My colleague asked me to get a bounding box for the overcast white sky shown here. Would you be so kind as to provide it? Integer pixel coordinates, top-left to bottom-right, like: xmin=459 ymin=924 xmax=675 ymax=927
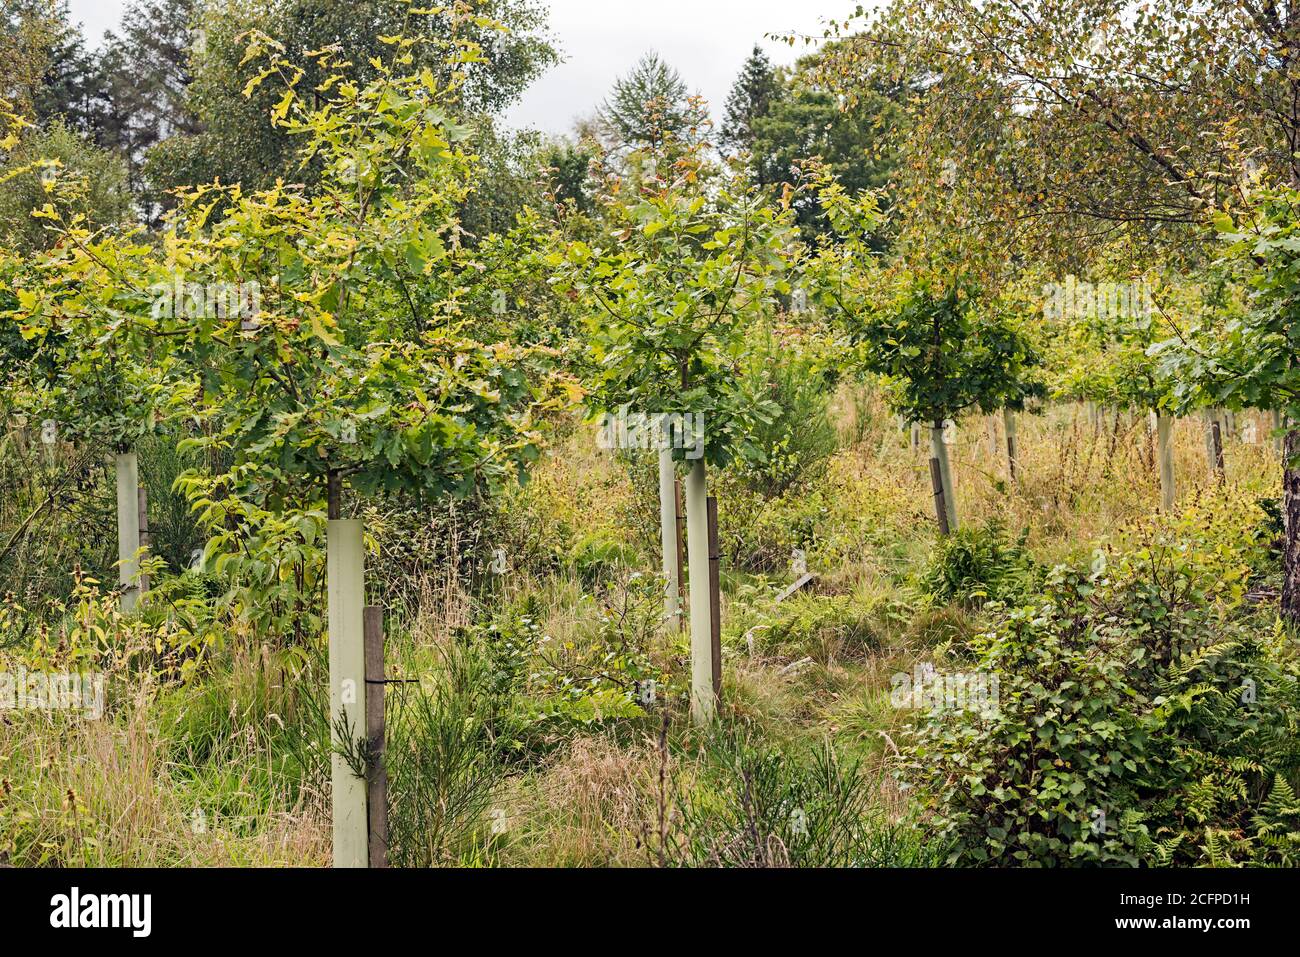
xmin=67 ymin=0 xmax=866 ymax=135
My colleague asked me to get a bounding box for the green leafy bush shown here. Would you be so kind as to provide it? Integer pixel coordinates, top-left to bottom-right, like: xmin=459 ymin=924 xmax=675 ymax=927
xmin=918 ymin=521 xmax=1037 ymax=609
xmin=526 ymin=573 xmax=670 ymax=731
xmin=903 ymin=520 xmax=1300 ymax=866
xmin=730 ymin=332 xmax=840 ymax=499
xmin=716 ymin=481 xmax=829 ymax=574
xmin=568 ymin=531 xmax=641 ymax=588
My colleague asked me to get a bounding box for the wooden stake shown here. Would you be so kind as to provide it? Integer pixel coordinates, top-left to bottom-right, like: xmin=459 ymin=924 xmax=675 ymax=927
xmin=1203 ymin=409 xmax=1218 ymax=473
xmin=363 ymin=605 xmax=388 ymax=869
xmin=1003 ymin=408 xmax=1018 ymax=482
xmin=136 ymin=482 xmax=150 ymax=598
xmin=328 ymin=517 xmax=367 ymax=867
xmin=674 ymin=478 xmax=686 ymax=614
xmin=929 ymin=456 xmax=950 ymax=537
xmin=1211 ymin=418 xmax=1225 ymax=480
xmin=706 ymin=495 xmax=722 ymax=703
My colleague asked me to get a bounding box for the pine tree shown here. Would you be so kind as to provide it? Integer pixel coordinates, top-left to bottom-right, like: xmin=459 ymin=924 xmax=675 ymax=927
xmin=30 ymin=4 xmax=104 ymax=137
xmin=96 ymin=0 xmax=200 ymax=219
xmin=720 ymin=45 xmax=781 ymax=156
xmin=597 ymin=51 xmax=707 ymax=154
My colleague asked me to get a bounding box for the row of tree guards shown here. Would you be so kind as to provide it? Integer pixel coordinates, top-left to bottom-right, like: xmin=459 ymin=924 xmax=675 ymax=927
xmin=322 ymin=450 xmax=729 ymax=868
xmin=910 ymin=404 xmax=1287 ymax=535
xmin=100 ymin=401 xmax=1286 ymax=868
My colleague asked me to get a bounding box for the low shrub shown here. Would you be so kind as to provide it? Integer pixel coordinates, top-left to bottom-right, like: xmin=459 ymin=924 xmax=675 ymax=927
xmin=749 ymin=593 xmax=880 ymax=664
xmin=918 ymin=521 xmax=1037 ymax=609
xmin=902 ymin=517 xmax=1300 ymax=866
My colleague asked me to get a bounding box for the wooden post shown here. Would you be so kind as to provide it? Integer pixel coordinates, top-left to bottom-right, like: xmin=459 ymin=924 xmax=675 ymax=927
xmin=1203 ymin=409 xmax=1218 ymax=473
xmin=658 ymin=449 xmax=682 ymax=632
xmin=328 ymin=516 xmax=367 ymax=868
xmin=1156 ymin=413 xmax=1176 ymax=513
xmin=136 ymin=482 xmax=150 ymax=598
xmin=674 ymin=479 xmax=686 ymax=614
xmin=706 ymin=496 xmax=722 ymax=703
xmin=115 ymin=451 xmax=141 ymax=614
xmin=363 ymin=605 xmax=388 ymax=869
xmin=684 ymin=458 xmax=714 ymax=724
xmin=1003 ymin=408 xmax=1018 ymax=482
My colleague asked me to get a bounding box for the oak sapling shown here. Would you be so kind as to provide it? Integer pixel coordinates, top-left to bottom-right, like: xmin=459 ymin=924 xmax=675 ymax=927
xmin=806 ymin=179 xmax=1041 ymax=533
xmin=5 ymin=164 xmax=171 ymax=612
xmin=162 ymin=13 xmax=574 ymax=864
xmin=1158 ymin=190 xmax=1300 ymax=621
xmin=552 ymin=141 xmax=800 ymax=724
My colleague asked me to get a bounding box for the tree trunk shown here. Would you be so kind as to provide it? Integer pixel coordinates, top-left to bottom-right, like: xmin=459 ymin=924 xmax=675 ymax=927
xmin=327 ymin=470 xmax=342 ymax=520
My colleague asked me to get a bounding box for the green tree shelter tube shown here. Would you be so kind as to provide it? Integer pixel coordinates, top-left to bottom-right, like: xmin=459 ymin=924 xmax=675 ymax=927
xmin=328 ymin=517 xmax=367 ymax=868
xmin=658 ymin=447 xmax=682 ymax=633
xmin=115 ymin=450 xmax=141 ymax=613
xmin=685 ymin=458 xmax=715 ymax=724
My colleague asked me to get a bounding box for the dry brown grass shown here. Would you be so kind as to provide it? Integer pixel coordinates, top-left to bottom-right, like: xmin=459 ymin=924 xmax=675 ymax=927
xmin=498 ymin=734 xmax=672 ymax=867
xmin=0 ymin=698 xmax=328 ymax=866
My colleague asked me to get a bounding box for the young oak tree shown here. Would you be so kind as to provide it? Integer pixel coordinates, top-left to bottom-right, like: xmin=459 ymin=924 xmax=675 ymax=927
xmin=807 ymin=175 xmax=1041 ymax=533
xmin=4 ymin=144 xmax=171 ymax=612
xmin=161 ymin=8 xmax=573 ymax=865
xmin=1158 ymin=190 xmax=1300 ymax=618
xmin=1048 ymin=263 xmax=1182 ymax=512
xmin=551 ymin=141 xmax=797 ymax=724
